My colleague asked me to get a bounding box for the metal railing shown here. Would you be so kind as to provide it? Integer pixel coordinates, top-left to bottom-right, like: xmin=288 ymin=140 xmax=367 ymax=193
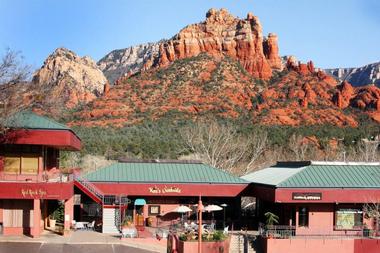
xmin=259 ymin=224 xmax=378 ymax=239
xmin=74 ymin=175 xmax=104 ymax=203
xmin=0 ymin=172 xmax=74 ymax=183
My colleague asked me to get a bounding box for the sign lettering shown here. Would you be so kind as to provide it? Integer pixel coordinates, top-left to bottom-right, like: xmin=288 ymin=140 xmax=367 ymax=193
xmin=149 ymin=186 xmax=181 ymax=194
xmin=21 ymin=188 xmax=47 ymax=198
xmin=292 ymin=192 xmax=322 ymax=201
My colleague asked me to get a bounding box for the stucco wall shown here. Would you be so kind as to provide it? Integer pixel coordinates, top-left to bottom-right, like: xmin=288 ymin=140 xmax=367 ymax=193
xmin=266 ymin=238 xmax=380 ymax=253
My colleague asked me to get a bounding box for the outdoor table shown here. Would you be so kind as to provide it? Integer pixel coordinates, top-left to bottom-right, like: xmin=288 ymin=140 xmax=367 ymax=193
xmin=122 ymin=227 xmax=137 ymax=238
xmin=75 ymin=221 xmax=89 ymax=230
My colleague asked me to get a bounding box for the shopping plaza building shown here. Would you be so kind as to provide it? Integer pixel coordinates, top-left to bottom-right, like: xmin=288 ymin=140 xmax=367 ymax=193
xmin=1 ymin=111 xmax=379 ymax=252
xmin=0 ymin=111 xmax=80 ymax=237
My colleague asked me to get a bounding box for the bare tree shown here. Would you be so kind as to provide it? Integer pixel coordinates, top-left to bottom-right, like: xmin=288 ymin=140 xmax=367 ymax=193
xmin=0 ymin=48 xmax=32 ymax=135
xmin=288 ymin=134 xmax=309 ymax=161
xmin=363 ymin=200 xmax=380 ymax=236
xmin=356 ymin=138 xmax=379 ymax=162
xmin=181 ymin=121 xmax=267 ymax=174
xmin=0 ymin=48 xmax=31 ymax=85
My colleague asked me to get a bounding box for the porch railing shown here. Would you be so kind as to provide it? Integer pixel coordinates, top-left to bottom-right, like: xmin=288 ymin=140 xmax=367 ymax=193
xmin=74 ymin=175 xmax=104 ymax=203
xmin=259 ymin=224 xmax=377 ymax=239
xmin=0 ymin=172 xmax=74 ymax=183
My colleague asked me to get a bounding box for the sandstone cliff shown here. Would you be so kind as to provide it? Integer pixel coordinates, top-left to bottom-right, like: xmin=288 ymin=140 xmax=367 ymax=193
xmin=32 ymin=47 xmax=108 ymax=109
xmin=155 ymin=8 xmax=282 ymax=79
xmin=98 ymin=42 xmax=161 ymax=84
xmin=97 ymin=8 xmax=283 ymax=83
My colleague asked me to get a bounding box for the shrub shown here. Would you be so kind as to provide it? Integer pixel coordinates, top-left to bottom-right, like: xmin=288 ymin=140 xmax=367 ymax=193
xmin=50 ymin=203 xmax=64 ymax=223
xmin=212 ymin=231 xmax=227 ymax=241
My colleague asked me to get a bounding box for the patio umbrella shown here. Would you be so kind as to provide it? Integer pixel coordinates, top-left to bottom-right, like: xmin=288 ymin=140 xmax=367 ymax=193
xmin=171 ymin=205 xmax=192 ymax=224
xmin=204 ymin=205 xmax=223 ymax=222
xmin=204 ymin=205 xmax=223 ymax=212
xmin=172 ymin=205 xmax=192 ymax=213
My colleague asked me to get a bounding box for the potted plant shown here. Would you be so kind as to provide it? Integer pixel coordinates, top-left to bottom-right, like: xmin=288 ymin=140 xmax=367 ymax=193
xmin=146 ymin=216 xmax=153 ymax=227
xmin=49 ymin=204 xmax=64 ymax=229
xmin=121 ymin=216 xmax=133 ymax=229
xmin=49 ymin=214 xmax=56 ymax=229
xmin=264 ymin=212 xmax=279 ymax=238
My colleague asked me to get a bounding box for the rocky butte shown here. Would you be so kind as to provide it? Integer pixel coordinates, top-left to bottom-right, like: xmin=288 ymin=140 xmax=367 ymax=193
xmin=156 ymin=8 xmax=282 ymax=79
xmin=32 ymin=47 xmax=108 ymax=109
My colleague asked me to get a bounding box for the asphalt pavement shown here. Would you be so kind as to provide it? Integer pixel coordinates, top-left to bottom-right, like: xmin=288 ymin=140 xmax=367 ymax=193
xmin=0 ymin=242 xmax=155 ymax=253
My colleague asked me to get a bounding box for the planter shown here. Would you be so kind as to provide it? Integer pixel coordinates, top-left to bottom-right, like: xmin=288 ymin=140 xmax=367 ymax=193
xmin=177 ymin=236 xmax=230 ymax=253
xmin=49 ymin=219 xmax=56 ymax=229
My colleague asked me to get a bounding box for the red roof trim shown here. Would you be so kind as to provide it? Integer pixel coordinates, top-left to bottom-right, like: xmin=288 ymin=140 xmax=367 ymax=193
xmin=2 ymin=129 xmax=81 ymax=151
xmin=275 ymin=188 xmax=380 ymax=203
xmin=92 ymin=182 xmax=248 ymax=197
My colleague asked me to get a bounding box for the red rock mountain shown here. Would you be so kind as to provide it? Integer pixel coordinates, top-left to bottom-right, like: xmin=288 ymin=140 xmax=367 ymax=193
xmin=154 ymin=8 xmax=282 ymax=79
xmin=2 ymin=8 xmax=380 ymax=128
xmin=1 ymin=48 xmax=108 ymax=115
xmin=68 ymin=52 xmax=380 ymax=128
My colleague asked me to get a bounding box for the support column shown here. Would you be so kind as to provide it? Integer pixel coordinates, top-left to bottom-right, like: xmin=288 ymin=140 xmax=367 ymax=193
xmin=64 ymin=196 xmax=74 ymax=236
xmin=31 ymin=199 xmax=41 ymax=238
xmin=43 ymin=200 xmax=48 ymax=230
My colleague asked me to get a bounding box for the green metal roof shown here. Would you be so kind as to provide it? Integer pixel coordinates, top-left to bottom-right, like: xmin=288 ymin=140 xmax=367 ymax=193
xmin=4 ymin=111 xmax=71 ymax=130
xmin=243 ymin=161 xmax=380 ymax=188
xmin=83 ymin=162 xmax=248 ymax=184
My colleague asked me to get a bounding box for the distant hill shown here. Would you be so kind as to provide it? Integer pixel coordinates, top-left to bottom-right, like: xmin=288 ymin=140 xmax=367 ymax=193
xmin=325 ymin=62 xmax=380 ymax=87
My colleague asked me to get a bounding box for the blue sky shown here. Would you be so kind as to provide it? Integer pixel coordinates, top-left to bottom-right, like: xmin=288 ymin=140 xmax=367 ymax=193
xmin=1 ymin=0 xmax=379 ymax=70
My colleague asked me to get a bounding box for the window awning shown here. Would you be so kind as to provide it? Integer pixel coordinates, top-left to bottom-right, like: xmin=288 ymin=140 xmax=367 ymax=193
xmin=134 ymin=198 xmax=146 ymax=205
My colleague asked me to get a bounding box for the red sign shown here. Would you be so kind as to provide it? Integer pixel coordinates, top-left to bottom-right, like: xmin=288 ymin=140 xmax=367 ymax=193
xmin=0 ymin=182 xmax=73 ymax=199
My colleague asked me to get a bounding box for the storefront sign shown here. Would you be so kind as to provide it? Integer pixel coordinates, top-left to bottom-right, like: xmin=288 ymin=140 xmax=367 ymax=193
xmin=149 ymin=185 xmax=181 ymax=194
xmin=292 ymin=192 xmax=322 ymax=200
xmin=21 ymin=188 xmax=47 ymax=198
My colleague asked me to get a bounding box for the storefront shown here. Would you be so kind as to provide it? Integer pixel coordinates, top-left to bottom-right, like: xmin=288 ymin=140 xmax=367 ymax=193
xmin=0 ymin=111 xmax=81 ymax=237
xmin=74 ymin=160 xmax=248 ymax=233
xmin=242 ymin=161 xmax=380 ymax=236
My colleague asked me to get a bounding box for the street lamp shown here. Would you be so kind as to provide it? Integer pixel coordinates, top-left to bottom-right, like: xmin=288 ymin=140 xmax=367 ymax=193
xmin=221 ymin=204 xmax=228 ymax=228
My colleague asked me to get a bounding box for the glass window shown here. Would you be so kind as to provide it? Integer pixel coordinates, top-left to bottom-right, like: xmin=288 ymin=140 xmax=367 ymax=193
xmin=4 ymin=156 xmax=20 ymax=174
xmin=298 ymin=207 xmax=309 ymax=227
xmin=3 ymin=155 xmax=39 ymax=174
xmin=335 ymin=208 xmax=363 ymax=230
xmin=21 ymin=156 xmax=39 ymax=174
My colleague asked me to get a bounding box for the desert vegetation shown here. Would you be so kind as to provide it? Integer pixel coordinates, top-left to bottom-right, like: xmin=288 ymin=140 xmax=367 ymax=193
xmin=61 ymin=116 xmax=380 ymax=175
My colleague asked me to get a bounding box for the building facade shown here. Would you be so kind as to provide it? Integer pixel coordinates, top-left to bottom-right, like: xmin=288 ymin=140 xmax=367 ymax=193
xmin=243 ymin=161 xmax=380 ymax=253
xmin=0 ymin=111 xmax=81 ymax=237
xmin=74 ymin=160 xmax=248 ymax=233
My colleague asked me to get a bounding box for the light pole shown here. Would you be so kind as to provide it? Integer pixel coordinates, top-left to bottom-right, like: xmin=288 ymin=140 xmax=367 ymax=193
xmin=197 ymin=196 xmax=204 ymax=253
xmin=221 ymin=203 xmax=227 ymax=228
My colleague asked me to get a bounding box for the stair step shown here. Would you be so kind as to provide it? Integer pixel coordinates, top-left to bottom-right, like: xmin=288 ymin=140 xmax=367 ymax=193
xmin=229 ymin=234 xmax=256 ymax=253
xmin=102 ymin=208 xmax=120 ymax=234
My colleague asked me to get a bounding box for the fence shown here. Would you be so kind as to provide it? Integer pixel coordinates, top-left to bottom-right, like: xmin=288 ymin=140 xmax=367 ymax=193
xmin=259 ymin=224 xmax=378 ymax=239
xmin=0 ymin=172 xmax=74 ymax=182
